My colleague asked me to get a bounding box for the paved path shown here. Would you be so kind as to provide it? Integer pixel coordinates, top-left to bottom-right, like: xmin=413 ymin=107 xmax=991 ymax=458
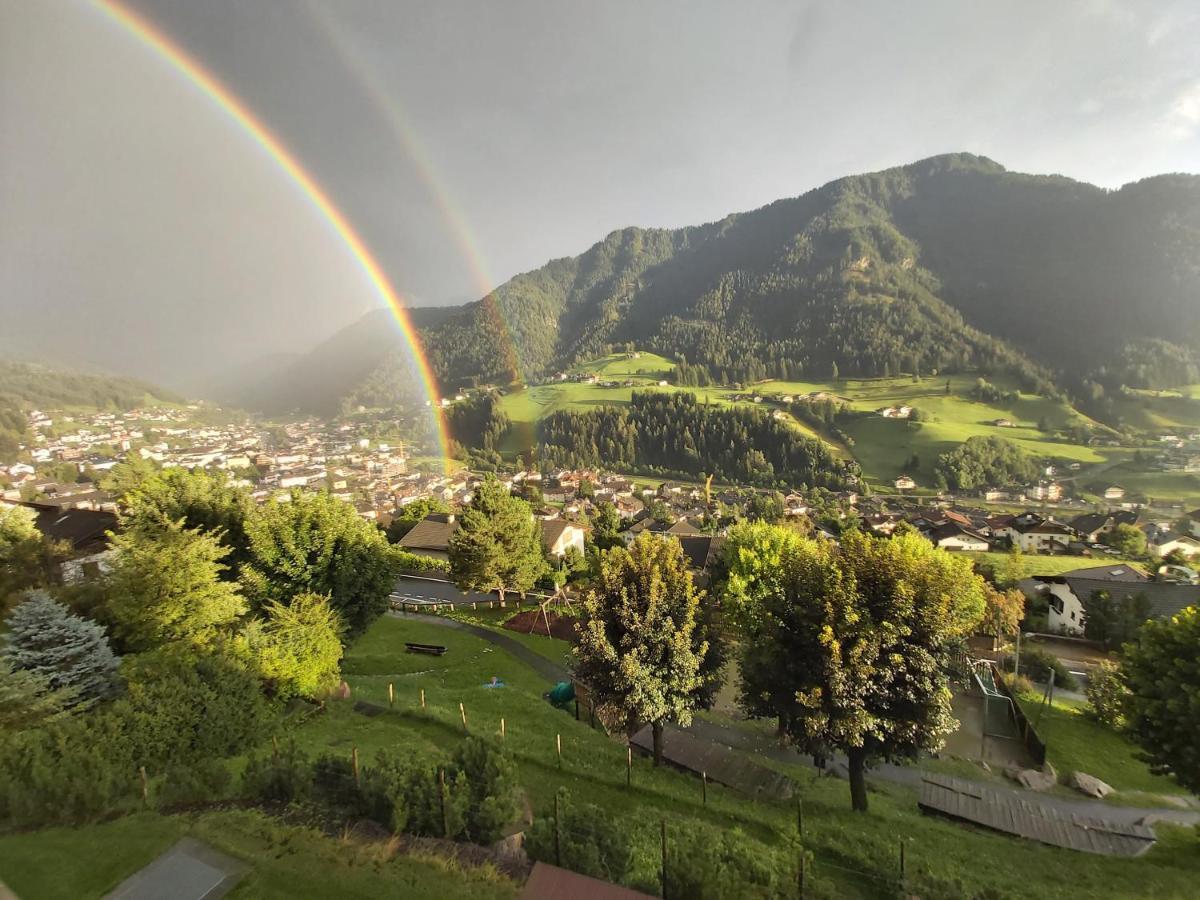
xmin=392 ymin=603 xmax=1200 ymax=827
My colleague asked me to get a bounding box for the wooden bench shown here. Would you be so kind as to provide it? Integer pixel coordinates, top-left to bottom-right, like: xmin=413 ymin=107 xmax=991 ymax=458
xmin=405 ymin=642 xmax=448 ymax=656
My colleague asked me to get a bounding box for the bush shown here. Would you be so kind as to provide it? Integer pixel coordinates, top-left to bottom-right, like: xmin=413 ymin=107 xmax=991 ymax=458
xmin=526 ymin=788 xmax=633 ymax=884
xmin=998 ymin=646 xmax=1078 ymax=691
xmin=658 ymin=821 xmax=785 ymax=899
xmin=158 ymin=758 xmax=232 ymax=807
xmin=1085 ymin=660 xmax=1130 ymax=729
xmin=451 ymin=736 xmax=520 ymax=843
xmin=241 ymin=741 xmax=312 ymax=804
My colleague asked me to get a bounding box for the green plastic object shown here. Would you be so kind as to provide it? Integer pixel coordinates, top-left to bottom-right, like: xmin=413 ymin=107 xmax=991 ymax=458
xmin=548 ymin=681 xmax=575 ymax=706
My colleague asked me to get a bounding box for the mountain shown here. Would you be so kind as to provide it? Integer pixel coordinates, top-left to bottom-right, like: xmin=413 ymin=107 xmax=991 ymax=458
xmin=278 ymin=154 xmax=1200 ymax=410
xmin=210 ymin=305 xmax=460 ymax=415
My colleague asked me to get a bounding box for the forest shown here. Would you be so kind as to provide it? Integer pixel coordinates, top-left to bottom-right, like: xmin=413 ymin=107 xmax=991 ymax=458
xmin=538 ymin=390 xmax=859 ymax=489
xmin=934 ymin=435 xmax=1041 ymax=490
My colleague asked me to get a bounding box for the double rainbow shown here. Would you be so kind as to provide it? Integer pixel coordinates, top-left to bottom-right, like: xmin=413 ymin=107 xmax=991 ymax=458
xmin=93 ymin=0 xmax=454 ymax=467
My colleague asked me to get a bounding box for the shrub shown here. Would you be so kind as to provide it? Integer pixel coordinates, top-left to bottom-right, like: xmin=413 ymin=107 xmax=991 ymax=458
xmin=998 ymin=646 xmax=1078 ymax=691
xmin=659 ymin=821 xmax=784 ymax=899
xmin=451 ymin=737 xmax=520 ymax=843
xmin=1085 ymin=660 xmax=1130 ymax=729
xmin=158 ymin=757 xmax=232 ymax=807
xmin=241 ymin=741 xmax=312 ymax=804
xmin=526 ymin=788 xmax=633 ymax=884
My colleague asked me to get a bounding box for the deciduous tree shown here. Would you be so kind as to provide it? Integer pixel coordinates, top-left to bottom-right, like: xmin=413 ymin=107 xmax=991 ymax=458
xmin=1121 ymin=605 xmax=1200 ymax=793
xmin=572 ymin=533 xmax=708 ymax=764
xmin=764 ymin=529 xmax=986 ymax=811
xmin=106 ymin=520 xmax=246 ymax=651
xmin=242 ymin=491 xmax=397 ymax=636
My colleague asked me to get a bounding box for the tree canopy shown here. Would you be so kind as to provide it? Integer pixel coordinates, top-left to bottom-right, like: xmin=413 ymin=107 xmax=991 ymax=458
xmin=447 ymin=475 xmax=546 ymax=603
xmin=572 ymin=533 xmax=709 ymax=764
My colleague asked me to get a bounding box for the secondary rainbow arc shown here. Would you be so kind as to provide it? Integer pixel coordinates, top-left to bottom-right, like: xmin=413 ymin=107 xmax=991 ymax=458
xmin=93 ymin=0 xmax=453 ymax=469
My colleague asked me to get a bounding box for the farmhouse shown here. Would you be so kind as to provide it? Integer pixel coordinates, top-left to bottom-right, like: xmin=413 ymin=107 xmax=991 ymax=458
xmin=396 ymin=512 xmax=457 ymax=562
xmin=927 ymin=521 xmax=990 ymax=552
xmin=540 ymin=518 xmax=587 ymax=558
xmin=1021 ymin=564 xmax=1196 ymax=636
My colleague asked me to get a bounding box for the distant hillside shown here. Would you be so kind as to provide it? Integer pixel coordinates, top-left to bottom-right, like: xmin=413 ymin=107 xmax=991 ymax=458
xmin=211 ymin=305 xmax=460 ymax=415
xmin=0 ymin=359 xmax=182 ymax=459
xmin=272 ymin=154 xmax=1200 ymax=411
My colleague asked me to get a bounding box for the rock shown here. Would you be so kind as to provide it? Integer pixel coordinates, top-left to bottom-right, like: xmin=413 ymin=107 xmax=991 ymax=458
xmin=1071 ymin=771 xmax=1114 ymax=799
xmin=1016 ymin=762 xmax=1057 ymax=792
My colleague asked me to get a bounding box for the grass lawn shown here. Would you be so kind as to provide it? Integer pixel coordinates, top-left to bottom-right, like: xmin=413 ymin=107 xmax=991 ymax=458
xmin=0 ymin=809 xmax=517 ymax=900
xmin=281 ymin=616 xmax=1200 ymax=898
xmin=1014 ymin=692 xmax=1190 ymax=797
xmin=1083 ymin=463 xmax=1200 ymax=505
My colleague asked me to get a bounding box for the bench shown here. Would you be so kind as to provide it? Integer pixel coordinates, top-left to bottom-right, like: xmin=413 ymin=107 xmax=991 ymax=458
xmin=405 ymin=642 xmax=448 ymax=656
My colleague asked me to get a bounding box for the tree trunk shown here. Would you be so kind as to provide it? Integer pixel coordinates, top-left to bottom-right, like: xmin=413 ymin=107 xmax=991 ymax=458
xmin=497 ymin=586 xmax=506 ymax=606
xmin=652 ymin=721 xmax=664 ymax=766
xmin=848 ymin=746 xmax=869 ymax=812
xmin=776 ymin=713 xmax=788 ymax=737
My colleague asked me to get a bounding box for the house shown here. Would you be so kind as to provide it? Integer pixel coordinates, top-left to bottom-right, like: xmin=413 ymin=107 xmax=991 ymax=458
xmin=927 ymin=521 xmax=990 ymax=552
xmin=676 ymin=534 xmax=726 ymax=588
xmin=1068 ymin=511 xmax=1137 ymax=543
xmin=396 ymin=513 xmax=457 ymax=561
xmin=878 ymin=405 xmax=913 ymax=419
xmin=894 ymin=475 xmax=916 ymax=491
xmin=16 ymin=501 xmax=118 ymax=582
xmin=1022 ymin=564 xmax=1194 ymax=635
xmin=995 ymin=513 xmax=1073 ymax=553
xmin=1103 ymin=485 xmax=1126 ymax=502
xmin=1142 ymin=523 xmax=1200 ymax=559
xmin=540 ymin=519 xmax=587 ymax=558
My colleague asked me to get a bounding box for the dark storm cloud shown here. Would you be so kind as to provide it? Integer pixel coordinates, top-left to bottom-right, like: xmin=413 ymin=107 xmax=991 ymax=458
xmin=2 ymin=1 xmax=1198 ymax=388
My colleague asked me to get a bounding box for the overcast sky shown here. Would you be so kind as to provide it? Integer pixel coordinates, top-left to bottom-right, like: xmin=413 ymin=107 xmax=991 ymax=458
xmin=3 ymin=0 xmax=1199 ymax=388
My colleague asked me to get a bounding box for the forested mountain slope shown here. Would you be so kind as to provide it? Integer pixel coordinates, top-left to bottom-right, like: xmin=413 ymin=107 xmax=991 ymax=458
xmin=270 ymin=153 xmax=1200 ymax=411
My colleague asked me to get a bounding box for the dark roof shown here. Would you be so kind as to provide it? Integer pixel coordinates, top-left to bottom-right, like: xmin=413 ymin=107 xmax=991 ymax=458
xmin=928 ymin=522 xmax=989 ymax=544
xmin=521 ymin=862 xmax=656 ymax=900
xmin=27 ymin=503 xmax=116 ymax=555
xmin=396 ymin=513 xmax=456 ymax=552
xmin=664 ymin=518 xmax=705 ymax=536
xmin=676 ymin=534 xmax=725 ymax=570
xmin=1063 ymin=577 xmax=1200 ymax=621
xmin=1058 ymin=564 xmax=1149 ymax=582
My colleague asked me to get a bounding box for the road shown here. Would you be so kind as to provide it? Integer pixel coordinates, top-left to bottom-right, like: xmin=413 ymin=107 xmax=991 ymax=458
xmin=389 ymin=574 xmax=552 ymax=610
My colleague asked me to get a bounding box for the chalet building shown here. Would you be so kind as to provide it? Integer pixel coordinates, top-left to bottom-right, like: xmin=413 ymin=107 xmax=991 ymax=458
xmin=6 ymin=501 xmax=118 ymax=582
xmin=1103 ymin=485 xmax=1126 ymax=501
xmin=541 ymin=519 xmax=587 ymax=558
xmin=927 ymin=521 xmax=990 ymax=552
xmin=894 ymin=475 xmax=916 ymax=491
xmin=994 ymin=513 xmax=1073 ymax=553
xmin=1142 ymin=523 xmax=1200 ymax=559
xmin=1067 ymin=511 xmax=1137 ymax=543
xmin=1021 ymin=564 xmax=1196 ymax=635
xmin=396 ymin=513 xmax=457 ymax=562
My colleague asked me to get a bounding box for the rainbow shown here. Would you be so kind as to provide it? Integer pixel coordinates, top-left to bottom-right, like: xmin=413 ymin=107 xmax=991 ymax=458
xmin=92 ymin=0 xmax=454 ymax=468
xmin=306 ymin=3 xmax=522 ymax=386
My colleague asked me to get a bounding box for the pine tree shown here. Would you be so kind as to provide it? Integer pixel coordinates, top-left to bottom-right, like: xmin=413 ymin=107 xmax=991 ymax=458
xmin=2 ymin=590 xmax=119 ymax=704
xmin=0 ymin=657 xmax=77 ymax=728
xmin=448 ymin=475 xmax=546 ymax=604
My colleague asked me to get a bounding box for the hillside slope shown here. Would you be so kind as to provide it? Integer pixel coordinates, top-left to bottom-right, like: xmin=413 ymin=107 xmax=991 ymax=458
xmin=274 ymin=154 xmax=1200 ymax=410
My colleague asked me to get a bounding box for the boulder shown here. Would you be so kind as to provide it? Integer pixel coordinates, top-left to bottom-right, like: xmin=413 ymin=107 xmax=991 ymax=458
xmin=1015 ymin=762 xmax=1057 ymax=792
xmin=1071 ymin=771 xmax=1114 ymax=799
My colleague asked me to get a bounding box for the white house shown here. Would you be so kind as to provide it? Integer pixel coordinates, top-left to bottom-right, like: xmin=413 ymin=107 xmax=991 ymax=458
xmin=1022 ymin=564 xmax=1195 ymax=636
xmin=928 ymin=521 xmax=989 ymax=552
xmin=894 ymin=474 xmax=916 ymax=491
xmin=1103 ymin=485 xmax=1126 ymax=502
xmin=541 ymin=519 xmax=587 ymax=557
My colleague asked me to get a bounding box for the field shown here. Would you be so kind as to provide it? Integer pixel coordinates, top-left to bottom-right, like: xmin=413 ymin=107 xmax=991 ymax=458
xmin=5 ymin=614 xmax=1200 ymax=898
xmin=963 ymin=551 xmax=1146 ymax=578
xmin=0 ymin=809 xmax=518 ymax=900
xmin=497 ymin=356 xmax=1146 ymax=493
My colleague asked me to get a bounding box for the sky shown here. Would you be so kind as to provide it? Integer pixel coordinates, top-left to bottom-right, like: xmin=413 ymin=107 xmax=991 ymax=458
xmin=2 ymin=0 xmax=1199 ymax=390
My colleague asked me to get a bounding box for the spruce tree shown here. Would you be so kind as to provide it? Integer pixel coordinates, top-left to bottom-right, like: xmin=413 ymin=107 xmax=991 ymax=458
xmin=2 ymin=590 xmax=119 ymax=704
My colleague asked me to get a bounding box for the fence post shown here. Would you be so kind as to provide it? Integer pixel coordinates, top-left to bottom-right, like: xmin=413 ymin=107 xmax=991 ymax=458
xmin=798 ymin=854 xmax=805 ymax=899
xmin=420 ymin=687 xmax=426 ymax=711
xmin=660 ymin=819 xmax=668 ymax=900
xmin=500 ymin=717 xmax=506 ymax=741
xmin=574 ymin=699 xmax=579 ymax=721
xmin=554 ymin=791 xmax=562 ymax=867
xmin=388 ymin=682 xmax=395 ymax=707
xmin=139 ymin=766 xmax=148 ymax=807
xmin=439 ymin=768 xmax=449 ymax=838
xmin=460 ymin=702 xmax=468 ymax=732
xmin=556 ymin=733 xmax=562 ymax=768
xmin=797 ymin=797 xmax=803 ymax=836
xmin=627 ymin=745 xmax=632 ymax=787
xmin=352 ymin=747 xmax=360 ymax=786
xmin=272 ymin=735 xmax=279 ymax=765
xmin=702 ymin=771 xmax=707 ymax=806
